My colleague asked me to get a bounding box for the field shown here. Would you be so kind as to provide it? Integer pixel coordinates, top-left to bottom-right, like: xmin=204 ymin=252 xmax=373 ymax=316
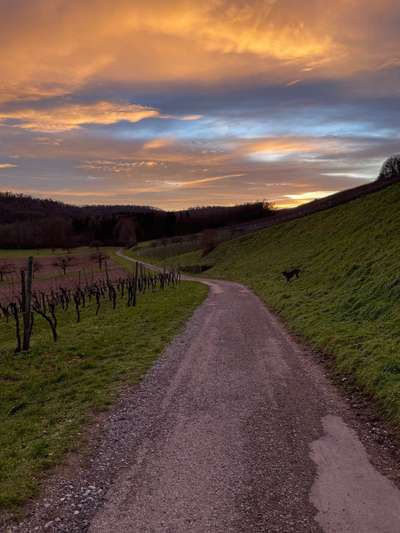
xmin=0 ymin=247 xmax=91 ymax=259
xmin=0 ymin=249 xmax=208 ymax=509
xmin=136 ymin=183 xmax=400 ymax=429
xmin=0 ymin=250 xmax=127 ymax=301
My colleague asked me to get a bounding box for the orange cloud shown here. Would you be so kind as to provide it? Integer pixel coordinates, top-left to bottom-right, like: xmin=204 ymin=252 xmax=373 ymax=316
xmin=273 ymin=190 xmax=339 ymax=208
xmin=58 ymin=176 xmax=241 ymax=200
xmin=236 ymin=137 xmax=343 ymax=161
xmin=285 ymin=190 xmax=338 ymax=201
xmin=0 ymin=101 xmax=160 ymax=132
xmin=143 ymin=138 xmax=174 ymax=150
xmin=0 ymin=0 xmax=376 ymax=103
xmin=164 ymin=173 xmax=245 ymax=189
xmin=81 ymin=159 xmax=161 ymax=173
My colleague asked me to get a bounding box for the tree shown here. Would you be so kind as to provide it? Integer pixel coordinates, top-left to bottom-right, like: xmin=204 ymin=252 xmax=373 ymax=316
xmin=33 ymin=259 xmax=43 ymax=278
xmin=47 ymin=217 xmax=72 ymax=249
xmin=114 ymin=216 xmax=137 ymax=247
xmin=0 ymin=261 xmax=15 ymax=282
xmin=378 ymin=155 xmax=400 ymax=181
xmin=90 ymin=251 xmax=109 ymax=271
xmin=53 ymin=256 xmax=76 ymax=275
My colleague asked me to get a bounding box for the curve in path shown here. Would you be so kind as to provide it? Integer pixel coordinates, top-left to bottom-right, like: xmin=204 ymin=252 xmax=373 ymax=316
xmin=86 ymin=252 xmax=400 ymax=532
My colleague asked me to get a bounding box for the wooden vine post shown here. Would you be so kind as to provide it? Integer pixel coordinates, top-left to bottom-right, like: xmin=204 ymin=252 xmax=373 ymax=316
xmin=133 ymin=261 xmax=139 ymax=306
xmin=22 ymin=256 xmax=33 ymax=351
xmin=105 ymin=260 xmax=110 ymax=283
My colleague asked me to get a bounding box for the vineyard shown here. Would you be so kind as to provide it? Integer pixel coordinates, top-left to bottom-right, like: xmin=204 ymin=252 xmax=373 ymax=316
xmin=0 ymin=264 xmax=206 ymax=509
xmin=0 ymin=250 xmax=181 ymax=352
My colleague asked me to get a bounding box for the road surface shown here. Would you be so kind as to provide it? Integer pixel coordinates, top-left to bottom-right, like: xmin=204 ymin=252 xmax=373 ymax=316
xmin=84 ymin=256 xmax=400 ymax=532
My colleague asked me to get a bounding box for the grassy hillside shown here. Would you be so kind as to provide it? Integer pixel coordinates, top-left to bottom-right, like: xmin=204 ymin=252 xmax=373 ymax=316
xmin=148 ymin=183 xmax=400 ymax=428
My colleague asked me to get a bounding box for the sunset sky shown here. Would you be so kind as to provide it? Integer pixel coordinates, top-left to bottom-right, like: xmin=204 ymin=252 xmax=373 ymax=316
xmin=0 ymin=0 xmax=399 ymax=209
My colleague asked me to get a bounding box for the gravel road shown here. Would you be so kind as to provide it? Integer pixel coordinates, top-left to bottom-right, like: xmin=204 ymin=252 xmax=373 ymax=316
xmin=89 ymin=274 xmax=400 ymax=533
xmin=4 ymin=265 xmax=400 ymax=532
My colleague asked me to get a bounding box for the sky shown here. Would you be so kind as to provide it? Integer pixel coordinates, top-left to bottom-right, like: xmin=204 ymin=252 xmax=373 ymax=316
xmin=0 ymin=0 xmax=399 ymax=210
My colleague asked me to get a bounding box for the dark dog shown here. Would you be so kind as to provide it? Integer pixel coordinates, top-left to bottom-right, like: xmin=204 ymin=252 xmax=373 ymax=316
xmin=282 ymin=268 xmax=301 ymax=282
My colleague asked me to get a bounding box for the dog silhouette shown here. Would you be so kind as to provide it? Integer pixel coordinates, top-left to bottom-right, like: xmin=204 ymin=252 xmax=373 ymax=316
xmin=282 ymin=268 xmax=301 ymax=282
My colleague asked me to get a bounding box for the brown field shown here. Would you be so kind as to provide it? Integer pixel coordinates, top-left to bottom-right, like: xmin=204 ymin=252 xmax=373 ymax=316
xmin=0 ymin=253 xmax=126 ymax=301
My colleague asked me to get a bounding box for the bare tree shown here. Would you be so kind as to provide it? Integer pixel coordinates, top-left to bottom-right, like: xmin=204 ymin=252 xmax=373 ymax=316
xmin=33 ymin=259 xmax=43 ymax=279
xmin=378 ymin=154 xmax=400 ymax=181
xmin=53 ymin=256 xmax=76 ymax=275
xmin=9 ymin=303 xmax=22 ymax=353
xmin=90 ymin=251 xmax=109 ymax=271
xmin=0 ymin=261 xmax=15 ymax=282
xmin=32 ymin=296 xmax=58 ymax=342
xmin=21 ymin=257 xmax=33 ymax=351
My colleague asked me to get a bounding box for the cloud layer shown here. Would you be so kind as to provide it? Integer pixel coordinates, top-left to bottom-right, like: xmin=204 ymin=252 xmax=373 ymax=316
xmin=0 ymin=0 xmax=399 ymax=208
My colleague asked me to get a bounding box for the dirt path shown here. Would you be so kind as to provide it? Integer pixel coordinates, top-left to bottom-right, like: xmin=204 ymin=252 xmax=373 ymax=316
xmin=5 ymin=256 xmax=400 ymax=532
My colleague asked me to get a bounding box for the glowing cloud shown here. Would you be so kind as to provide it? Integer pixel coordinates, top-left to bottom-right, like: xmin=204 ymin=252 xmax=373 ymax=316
xmin=0 ymin=0 xmax=387 ymax=103
xmin=285 ymin=191 xmax=338 ymax=201
xmin=0 ymin=101 xmax=160 ymax=132
xmin=244 ymin=137 xmax=342 ymax=162
xmin=143 ymin=138 xmax=174 ymax=150
xmin=164 ymin=174 xmax=245 ymax=189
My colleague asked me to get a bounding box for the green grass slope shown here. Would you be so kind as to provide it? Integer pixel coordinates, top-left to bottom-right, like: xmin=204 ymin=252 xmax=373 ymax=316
xmin=171 ymin=183 xmax=400 ymax=428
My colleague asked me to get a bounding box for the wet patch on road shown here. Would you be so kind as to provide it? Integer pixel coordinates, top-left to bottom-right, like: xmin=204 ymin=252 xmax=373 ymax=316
xmin=310 ymin=415 xmax=400 ymax=533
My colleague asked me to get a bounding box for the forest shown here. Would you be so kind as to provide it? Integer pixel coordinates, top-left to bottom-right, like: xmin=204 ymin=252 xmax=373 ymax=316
xmin=0 ymin=192 xmax=272 ymax=249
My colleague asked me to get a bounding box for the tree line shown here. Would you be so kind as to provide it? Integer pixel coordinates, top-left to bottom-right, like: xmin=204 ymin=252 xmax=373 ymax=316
xmin=0 ymin=192 xmax=272 ymax=249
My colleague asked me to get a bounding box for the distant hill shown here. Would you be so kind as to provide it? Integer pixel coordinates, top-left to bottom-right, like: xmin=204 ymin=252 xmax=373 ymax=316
xmin=0 ymin=192 xmax=158 ymax=224
xmin=0 ymin=192 xmax=79 ymax=224
xmin=0 ymin=192 xmax=271 ymax=249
